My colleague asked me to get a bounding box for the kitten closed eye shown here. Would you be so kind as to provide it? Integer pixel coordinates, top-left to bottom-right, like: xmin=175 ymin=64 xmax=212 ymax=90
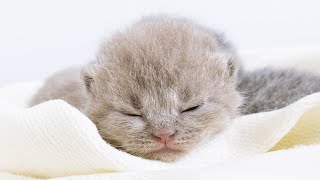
xmin=122 ymin=112 xmax=142 ymax=117
xmin=181 ymin=105 xmax=201 ymax=113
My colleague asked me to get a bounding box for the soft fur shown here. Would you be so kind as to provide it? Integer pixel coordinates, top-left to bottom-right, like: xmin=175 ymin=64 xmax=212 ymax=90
xmin=29 ymin=16 xmax=320 ymax=162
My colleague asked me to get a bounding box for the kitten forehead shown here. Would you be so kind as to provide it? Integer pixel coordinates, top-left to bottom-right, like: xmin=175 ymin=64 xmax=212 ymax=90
xmin=98 ymin=16 xmax=233 ymax=66
xmin=141 ymin=88 xmax=179 ymax=107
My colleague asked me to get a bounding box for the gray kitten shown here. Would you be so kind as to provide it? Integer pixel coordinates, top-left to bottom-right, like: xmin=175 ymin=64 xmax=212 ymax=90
xmin=239 ymin=68 xmax=320 ymax=114
xmin=29 ymin=16 xmax=320 ymax=162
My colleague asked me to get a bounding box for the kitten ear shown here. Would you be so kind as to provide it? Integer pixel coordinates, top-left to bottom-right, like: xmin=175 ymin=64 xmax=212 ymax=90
xmin=82 ymin=73 xmax=94 ymax=92
xmin=81 ymin=65 xmax=95 ymax=94
xmin=226 ymin=56 xmax=239 ymax=78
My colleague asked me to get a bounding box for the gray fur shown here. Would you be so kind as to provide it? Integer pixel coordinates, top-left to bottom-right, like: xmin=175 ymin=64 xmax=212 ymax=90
xmin=238 ymin=68 xmax=320 ymax=114
xmin=30 ymin=67 xmax=87 ymax=109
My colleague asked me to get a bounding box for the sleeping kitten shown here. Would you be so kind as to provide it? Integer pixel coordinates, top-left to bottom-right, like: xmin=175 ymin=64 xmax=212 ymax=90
xmin=238 ymin=68 xmax=320 ymax=114
xmin=29 ymin=16 xmax=320 ymax=162
xmin=30 ymin=16 xmax=241 ymax=161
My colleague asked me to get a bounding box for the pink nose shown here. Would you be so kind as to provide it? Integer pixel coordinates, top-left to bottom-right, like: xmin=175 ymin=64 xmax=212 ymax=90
xmin=153 ymin=128 xmax=176 ymax=144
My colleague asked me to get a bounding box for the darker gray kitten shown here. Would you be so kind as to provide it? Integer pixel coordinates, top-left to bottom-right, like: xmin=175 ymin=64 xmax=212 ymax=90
xmin=238 ymin=68 xmax=320 ymax=114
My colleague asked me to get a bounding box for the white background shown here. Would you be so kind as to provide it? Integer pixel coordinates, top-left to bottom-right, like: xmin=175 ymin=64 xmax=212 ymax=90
xmin=0 ymin=0 xmax=319 ymax=86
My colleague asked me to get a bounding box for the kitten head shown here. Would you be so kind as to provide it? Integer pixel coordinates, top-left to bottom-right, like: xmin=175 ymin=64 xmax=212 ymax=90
xmin=81 ymin=16 xmax=242 ymax=162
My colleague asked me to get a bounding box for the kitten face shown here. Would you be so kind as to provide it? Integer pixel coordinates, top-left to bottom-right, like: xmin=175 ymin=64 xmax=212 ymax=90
xmin=82 ymin=16 xmax=242 ymax=161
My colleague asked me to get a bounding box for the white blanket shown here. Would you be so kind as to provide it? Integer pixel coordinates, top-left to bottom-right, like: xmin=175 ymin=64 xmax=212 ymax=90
xmin=1 ymin=48 xmax=320 ymax=180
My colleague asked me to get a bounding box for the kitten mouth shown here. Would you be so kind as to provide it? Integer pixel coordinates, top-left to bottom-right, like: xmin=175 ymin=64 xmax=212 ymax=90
xmin=152 ymin=147 xmax=182 ymax=154
xmin=150 ymin=145 xmax=185 ymax=158
xmin=147 ymin=146 xmax=185 ymax=162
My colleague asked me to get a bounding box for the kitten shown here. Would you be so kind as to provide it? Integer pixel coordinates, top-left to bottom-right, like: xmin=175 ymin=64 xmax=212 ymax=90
xmin=30 ymin=16 xmax=241 ymax=162
xmin=238 ymin=68 xmax=320 ymax=114
xmin=29 ymin=16 xmax=320 ymax=162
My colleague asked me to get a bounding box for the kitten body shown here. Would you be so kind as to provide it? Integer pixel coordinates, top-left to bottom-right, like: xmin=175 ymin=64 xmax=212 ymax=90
xmin=239 ymin=68 xmax=320 ymax=114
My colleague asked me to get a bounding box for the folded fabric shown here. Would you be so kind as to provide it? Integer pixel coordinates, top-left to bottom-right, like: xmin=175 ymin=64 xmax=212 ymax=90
xmin=1 ymin=48 xmax=320 ymax=180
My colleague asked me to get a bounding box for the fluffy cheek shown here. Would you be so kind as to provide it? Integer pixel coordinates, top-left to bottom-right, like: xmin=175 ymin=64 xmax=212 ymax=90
xmin=178 ymin=104 xmax=232 ymax=146
xmin=93 ymin=112 xmax=147 ymax=147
